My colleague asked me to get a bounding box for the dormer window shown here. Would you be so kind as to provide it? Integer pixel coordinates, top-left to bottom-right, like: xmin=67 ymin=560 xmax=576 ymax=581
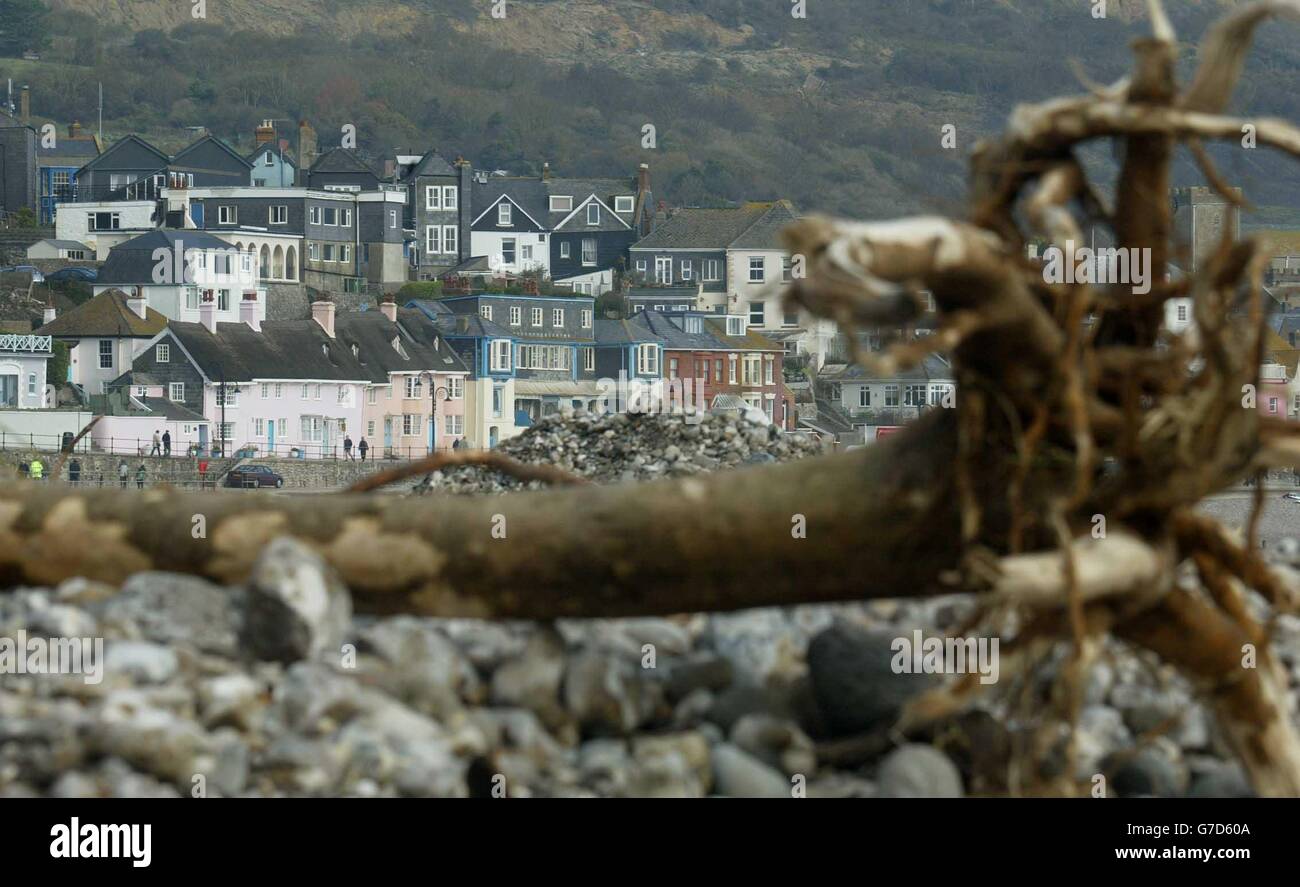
xmin=498 ymin=203 xmax=512 ymax=226
xmin=614 ymin=196 xmax=634 ymax=214
xmin=685 ymin=317 xmax=702 ymax=334
xmin=550 ymin=196 xmax=572 ymax=212
xmin=587 ymin=204 xmax=600 ymax=225
xmin=726 ymin=317 xmax=745 ymax=336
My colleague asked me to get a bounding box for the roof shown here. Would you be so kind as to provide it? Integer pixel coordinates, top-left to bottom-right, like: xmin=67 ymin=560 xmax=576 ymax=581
xmin=702 ymin=316 xmax=785 ymax=352
xmin=595 ymin=317 xmax=660 ymax=345
xmin=471 ymin=178 xmax=550 ymax=228
xmin=823 ymin=353 xmax=955 ymax=382
xmin=35 ymin=239 xmax=92 ymax=251
xmin=628 ymin=286 xmax=698 ymax=300
xmin=627 ymin=309 xmax=723 ymax=350
xmin=406 ymin=299 xmax=514 ymax=338
xmin=439 ymin=256 xmax=495 ymax=277
xmin=333 ymin=308 xmax=469 ymax=383
xmin=166 ymin=318 xmax=370 ymax=383
xmin=246 ymin=142 xmax=296 ymax=165
xmin=38 ymin=137 xmax=99 ymax=163
xmin=729 ymin=200 xmax=800 ymax=249
xmin=97 ymin=229 xmax=234 ymax=285
xmin=36 ymin=289 xmax=167 ymax=338
xmin=631 ymin=202 xmax=779 ymax=251
xmin=172 ymin=134 xmax=253 ymax=170
xmin=309 ymin=147 xmax=379 ymax=176
xmin=75 ymin=134 xmax=169 ymax=177
xmin=514 ymin=379 xmax=607 ymax=397
xmin=404 ymin=150 xmax=457 ymax=179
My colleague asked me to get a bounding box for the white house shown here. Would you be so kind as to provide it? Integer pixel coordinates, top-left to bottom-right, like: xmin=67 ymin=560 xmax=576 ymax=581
xmin=53 ymin=200 xmax=157 ymax=259
xmin=25 ymin=239 xmax=92 ymax=261
xmin=92 ymin=229 xmax=267 ymax=328
xmin=35 ymin=289 xmax=167 ymax=395
xmin=0 ymin=332 xmax=53 ymax=409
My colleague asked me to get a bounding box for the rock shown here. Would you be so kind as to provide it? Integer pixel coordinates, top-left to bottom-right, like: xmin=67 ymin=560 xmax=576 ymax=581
xmin=97 ymin=572 xmax=242 ymax=657
xmin=1187 ymin=759 xmax=1254 ymax=798
xmin=491 ymin=628 xmax=567 ymax=730
xmin=564 ymin=650 xmax=658 ymax=736
xmin=730 ymin=714 xmax=816 ymax=777
xmin=664 ymin=653 xmax=734 ymax=702
xmin=359 ymin=618 xmax=480 ymax=719
xmin=807 ymin=622 xmax=936 ymax=736
xmin=1107 ymin=747 xmax=1186 ymax=798
xmin=877 ymin=745 xmax=964 ymax=798
xmin=633 ymin=732 xmax=712 ymax=793
xmin=103 ymin=641 xmax=179 ymax=684
xmin=197 ymin=674 xmax=263 ymax=730
xmin=1074 ymin=705 xmax=1131 ymax=777
xmin=241 ymin=537 xmax=351 ymax=663
xmin=712 ymin=743 xmax=790 ymax=798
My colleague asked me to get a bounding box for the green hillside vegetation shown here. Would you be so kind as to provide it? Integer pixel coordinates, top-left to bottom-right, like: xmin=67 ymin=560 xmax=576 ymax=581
xmin=2 ymin=0 xmax=1298 ymax=223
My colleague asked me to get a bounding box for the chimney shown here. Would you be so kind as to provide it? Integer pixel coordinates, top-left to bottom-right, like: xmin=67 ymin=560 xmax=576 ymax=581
xmin=379 ymin=297 xmax=397 ymax=323
xmin=254 ymin=120 xmax=276 ymax=146
xmin=297 ymin=119 xmax=318 ymax=175
xmin=43 ymin=303 xmax=56 ymax=325
xmin=638 ymin=162 xmax=650 ymax=195
xmin=127 ymin=289 xmax=148 ymax=320
xmin=199 ymin=290 xmax=217 ymax=334
xmin=311 ymin=300 xmax=336 ymax=338
xmin=240 ymin=291 xmax=260 ymax=331
xmin=19 ymin=85 xmax=30 ymax=124
xmin=541 ymin=161 xmax=551 ymax=182
xmin=68 ymin=121 xmax=82 ymax=140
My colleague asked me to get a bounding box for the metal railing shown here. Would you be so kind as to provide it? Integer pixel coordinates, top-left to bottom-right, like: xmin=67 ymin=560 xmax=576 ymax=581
xmin=0 ymin=432 xmax=469 ymax=459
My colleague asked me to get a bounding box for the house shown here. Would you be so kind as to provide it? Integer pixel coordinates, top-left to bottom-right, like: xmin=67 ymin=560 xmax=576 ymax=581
xmin=469 ymin=176 xmax=552 ymax=279
xmin=628 ymin=200 xmax=836 ymax=367
xmin=403 ymin=150 xmax=471 ymax=279
xmin=130 ymin=299 xmax=369 ymax=457
xmin=248 ymin=121 xmax=297 ymax=188
xmin=37 ymin=121 xmax=101 ymax=224
xmin=92 ymin=230 xmax=267 ymax=328
xmin=627 ymin=286 xmax=702 ymax=314
xmin=305 ymin=148 xmax=381 ymax=192
xmin=821 ymin=353 xmax=957 ymax=442
xmin=169 ymin=134 xmax=253 ymax=190
xmin=334 ymin=301 xmax=471 ymax=456
xmin=35 ymin=288 xmax=167 ymax=395
xmin=92 ymin=379 xmax=212 ymax=457
xmin=70 ymin=134 xmax=172 ymax=203
xmin=406 ymin=299 xmax=519 ymax=449
xmin=0 ymin=331 xmax=53 ymax=409
xmin=0 ymin=112 xmax=38 ymax=221
xmin=54 ymin=199 xmax=157 ymax=259
xmin=26 ymin=239 xmax=93 ymax=261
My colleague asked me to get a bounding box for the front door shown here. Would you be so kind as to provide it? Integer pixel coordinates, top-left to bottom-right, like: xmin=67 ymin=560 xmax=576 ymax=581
xmin=267 ymin=420 xmax=275 ymax=455
xmin=198 ymin=424 xmax=208 ymax=451
xmin=384 ymin=417 xmax=393 ymax=454
xmin=428 ymin=414 xmax=436 ymax=454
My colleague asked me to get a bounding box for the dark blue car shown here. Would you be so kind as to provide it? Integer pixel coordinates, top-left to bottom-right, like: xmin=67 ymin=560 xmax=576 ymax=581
xmin=45 ymin=267 xmax=98 ymax=283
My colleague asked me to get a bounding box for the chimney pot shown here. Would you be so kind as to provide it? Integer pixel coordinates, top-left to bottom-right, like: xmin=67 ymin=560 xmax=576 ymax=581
xmin=19 ymin=85 xmax=30 ymax=124
xmin=379 ymin=298 xmax=397 ymax=323
xmin=311 ymin=300 xmax=336 ymax=338
xmin=541 ymin=161 xmax=551 ymax=181
xmin=199 ymin=290 xmax=217 ymax=334
xmin=43 ymin=305 xmax=56 ymax=325
xmin=127 ymin=291 xmax=148 ymax=320
xmin=240 ymin=291 xmax=261 ymax=331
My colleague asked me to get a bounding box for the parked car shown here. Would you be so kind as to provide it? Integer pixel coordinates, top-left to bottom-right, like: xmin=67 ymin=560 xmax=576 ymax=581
xmin=0 ymin=265 xmax=43 ymax=282
xmin=1282 ymin=492 xmax=1300 ymax=503
xmin=45 ymin=267 xmax=98 ymax=283
xmin=224 ymin=465 xmax=285 ymax=489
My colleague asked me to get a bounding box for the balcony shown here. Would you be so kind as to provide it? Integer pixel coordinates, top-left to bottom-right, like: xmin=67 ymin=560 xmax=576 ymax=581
xmin=0 ymin=335 xmax=53 ymax=355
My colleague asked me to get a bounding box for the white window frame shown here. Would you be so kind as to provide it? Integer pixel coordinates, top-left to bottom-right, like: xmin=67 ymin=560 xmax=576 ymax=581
xmin=550 ymin=195 xmax=573 ymax=212
xmin=581 ymin=309 xmax=592 ymax=329
xmin=442 ymin=186 xmax=458 ymax=210
xmin=749 ymin=256 xmax=765 ymax=283
xmin=581 ymin=238 xmax=597 ymax=267
xmin=586 ymin=203 xmax=600 ymax=226
xmin=498 ymin=203 xmax=512 ymax=226
xmin=426 ymin=186 xmax=441 ymax=211
xmin=636 ymin=344 xmax=658 ymax=376
xmin=426 ymin=226 xmax=441 ymax=254
xmin=614 ymin=196 xmax=634 ymax=213
xmin=169 ymin=382 xmax=184 ymax=402
xmin=309 ymin=206 xmax=321 ymax=225
xmin=490 ymin=339 xmax=512 ymax=372
xmin=583 ymin=347 xmax=595 ymax=371
xmin=481 ymin=305 xmax=493 ymax=321
xmin=510 ymin=306 xmax=521 ymax=326
xmin=270 ymin=205 xmax=288 ymax=225
xmin=218 ymin=205 xmax=237 ymax=225
xmin=531 ymin=307 xmax=543 ymax=327
xmin=443 ymin=226 xmax=458 ymax=255
xmin=156 ymin=344 xmax=169 ymax=363
xmin=552 ymin=308 xmax=564 ymax=328
xmin=449 ymin=377 xmax=464 ymax=399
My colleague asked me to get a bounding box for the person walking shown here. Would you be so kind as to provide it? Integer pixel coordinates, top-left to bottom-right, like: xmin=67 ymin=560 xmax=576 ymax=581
xmin=343 ymin=435 xmax=354 ymax=461
xmin=68 ymin=458 xmax=81 ymax=486
xmin=136 ymin=464 xmax=147 ymax=489
xmin=150 ymin=430 xmax=162 ymax=457
xmin=198 ymin=459 xmax=209 ymax=490
xmin=28 ymin=457 xmax=43 ymax=481
xmin=118 ymin=459 xmax=129 ymax=489
xmin=452 ymin=437 xmax=462 ymax=452
xmin=162 ymin=430 xmax=172 ymax=457
xmin=358 ymin=438 xmax=369 ymax=462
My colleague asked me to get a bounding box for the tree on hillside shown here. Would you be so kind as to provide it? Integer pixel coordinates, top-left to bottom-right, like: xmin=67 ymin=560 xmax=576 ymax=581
xmin=0 ymin=0 xmax=50 ymax=57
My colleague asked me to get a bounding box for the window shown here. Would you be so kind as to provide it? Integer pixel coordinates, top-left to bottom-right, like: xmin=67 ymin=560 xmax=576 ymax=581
xmin=782 ymin=257 xmax=794 ymax=282
xmin=784 ymin=310 xmax=799 ymax=326
xmin=637 ymin=344 xmax=659 ymax=375
xmin=337 ymin=386 xmax=348 ymax=405
xmin=308 ymin=242 xmax=318 ymax=261
xmin=323 ymin=207 xmax=338 ymax=226
xmin=490 ymin=340 xmax=512 ymax=372
xmin=300 ymin=416 xmax=323 ymax=442
xmin=550 ymin=196 xmax=573 ymax=212
xmin=426 ymin=186 xmax=441 ymax=211
xmin=614 ymin=196 xmax=634 ymax=213
xmin=680 ymin=261 xmax=693 ymax=281
xmin=443 ymin=226 xmax=458 ymax=255
xmin=99 ymin=340 xmax=113 ymax=369
xmin=426 ymin=226 xmax=441 ymax=254
xmin=885 ymin=385 xmax=900 ymax=407
xmin=156 ymin=344 xmax=170 ymax=363
xmin=339 ymin=245 xmax=350 ymax=264
xmin=261 ymin=383 xmax=270 ymax=399
xmin=714 ymin=359 xmax=722 ymax=382
xmin=748 ymin=302 xmax=765 ymax=327
xmin=669 ymin=358 xmax=679 ymax=379
xmin=219 ymin=423 xmax=235 ymax=442
xmin=492 ymin=386 xmax=503 ymax=417
xmin=389 ymin=210 xmax=397 ymax=228
xmin=309 ymin=206 xmax=321 ymax=225
xmin=342 ymin=209 xmax=352 ymax=227
xmin=367 ymin=420 xmax=376 ymax=437
xmin=858 ymin=387 xmax=870 ymax=408
xmin=552 ymin=308 xmax=564 ymax=328
xmin=703 ymin=259 xmax=721 ymax=282
xmin=1177 ymin=304 xmax=1188 ymax=322
xmin=726 ymin=316 xmax=745 ymax=336
xmin=254 ymin=419 xmax=265 ymax=437
xmin=367 ymin=387 xmax=377 ymax=404
xmin=218 ymin=206 xmax=237 ymax=225
xmin=655 ymin=257 xmax=672 ymax=284
xmin=169 ymin=382 xmax=185 ymax=402
xmin=636 ymin=259 xmax=647 ymax=276
xmin=560 ymin=241 xmax=571 ymax=259
xmin=587 ymin=203 xmax=600 ymax=225
xmin=313 ymin=384 xmax=322 ymax=400
xmin=481 ymin=305 xmax=493 ymax=322
xmin=531 ymin=307 xmax=543 ymax=326
xmin=729 ymin=354 xmax=738 ymax=384
xmin=501 ymin=238 xmax=516 ymax=266
xmin=498 ymin=203 xmax=512 ymax=226
xmin=522 ymin=244 xmax=533 ymax=262
xmin=583 ymin=347 xmax=595 ymax=371
xmin=749 ymin=257 xmax=765 ymax=283
xmin=446 ymin=415 xmax=463 ymax=435
xmin=581 ymin=238 xmax=596 ymax=267
xmin=270 ymin=206 xmax=287 ymax=225
xmin=448 ymin=377 xmax=464 ymax=399
xmin=88 ymin=212 xmax=120 ymax=231
xmin=1270 ymin=396 xmax=1281 ymax=414
xmin=765 ymin=355 xmax=774 ymax=385
xmin=26 ymin=373 xmax=36 ymax=397
xmin=274 ymin=384 xmax=283 ymax=399
xmin=323 ymin=244 xmax=335 ymax=262
xmin=517 ymin=345 xmax=574 ymax=371
xmin=263 ymin=152 xmax=275 ymax=167
xmin=442 ymin=186 xmax=458 ymax=210
xmin=301 ymin=384 xmax=309 ymax=399
xmin=930 ymin=385 xmax=954 ymax=406
xmin=215 ymin=386 xmax=239 ymax=407
xmin=904 ymin=384 xmax=927 ymax=406
xmin=581 ymin=309 xmax=592 ymax=329
xmin=403 ymin=414 xmax=418 ymax=436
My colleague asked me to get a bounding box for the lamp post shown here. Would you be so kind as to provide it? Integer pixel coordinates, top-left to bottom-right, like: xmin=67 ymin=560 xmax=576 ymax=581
xmin=425 ymin=372 xmax=451 ymax=455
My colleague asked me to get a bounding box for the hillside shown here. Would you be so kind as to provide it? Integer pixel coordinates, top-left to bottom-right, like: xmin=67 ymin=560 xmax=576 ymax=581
xmin=7 ymin=0 xmax=1300 ymax=224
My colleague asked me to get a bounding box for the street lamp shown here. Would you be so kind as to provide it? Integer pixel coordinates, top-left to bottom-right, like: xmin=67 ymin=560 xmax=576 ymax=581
xmin=424 ymin=372 xmax=452 ymax=453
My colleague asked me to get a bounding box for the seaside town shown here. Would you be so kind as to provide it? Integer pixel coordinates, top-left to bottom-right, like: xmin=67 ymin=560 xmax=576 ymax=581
xmin=2 ymin=0 xmax=1300 ymax=828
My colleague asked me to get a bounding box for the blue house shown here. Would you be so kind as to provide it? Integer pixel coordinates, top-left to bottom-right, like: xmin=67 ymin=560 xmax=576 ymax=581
xmin=36 ymin=122 xmax=100 ymax=224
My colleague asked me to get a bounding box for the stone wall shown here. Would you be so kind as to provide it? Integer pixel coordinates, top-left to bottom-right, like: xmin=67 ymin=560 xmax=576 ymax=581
xmin=237 ymin=456 xmax=419 ymax=490
xmin=0 ymin=451 xmax=240 ymax=488
xmin=265 ymin=282 xmax=311 ymax=321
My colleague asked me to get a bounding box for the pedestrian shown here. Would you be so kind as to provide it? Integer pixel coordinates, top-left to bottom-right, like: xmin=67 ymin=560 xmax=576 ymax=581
xmin=136 ymin=464 xmax=147 ymax=489
xmin=29 ymin=457 xmax=43 ymax=480
xmin=150 ymin=430 xmax=162 ymax=456
xmin=198 ymin=459 xmax=209 ymax=490
xmin=358 ymin=438 xmax=369 ymax=461
xmin=68 ymin=458 xmax=81 ymax=486
xmin=452 ymin=437 xmax=462 ymax=452
xmin=344 ymin=435 xmax=354 ymax=461
xmin=118 ymin=459 xmax=129 ymax=489
xmin=162 ymin=430 xmax=172 ymax=457
xmin=97 ymin=470 xmax=104 ymax=488
xmin=17 ymin=460 xmax=28 ymax=478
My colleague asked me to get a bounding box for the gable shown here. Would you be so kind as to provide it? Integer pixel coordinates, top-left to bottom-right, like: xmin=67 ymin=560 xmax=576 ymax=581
xmin=553 ymin=195 xmax=632 ymax=233
xmin=173 ymin=136 xmax=253 ymax=172
xmin=80 ymin=135 xmax=168 ymax=175
xmin=471 ymin=194 xmax=545 ymax=231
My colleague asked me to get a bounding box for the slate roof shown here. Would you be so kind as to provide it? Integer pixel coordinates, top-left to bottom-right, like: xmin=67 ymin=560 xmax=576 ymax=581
xmin=333 ymin=308 xmax=470 ymax=383
xmin=406 ymin=299 xmax=514 ymax=338
xmin=471 ymin=178 xmax=550 ymax=229
xmin=246 ymin=142 xmax=296 ymax=166
xmin=97 ymin=230 xmax=234 ymax=285
xmin=404 ymin=150 xmax=457 ymax=179
xmin=166 ymin=319 xmax=371 ymax=383
xmin=594 ymin=318 xmax=660 ymax=345
xmin=36 ymin=289 xmax=167 ymax=338
xmin=36 ymin=239 xmax=92 ymax=251
xmin=439 ymin=256 xmax=495 ymax=277
xmin=702 ymin=316 xmax=785 ymax=352
xmin=309 ymin=147 xmax=379 ymax=176
xmin=626 ymin=309 xmax=722 ymax=350
xmin=75 ymin=134 xmax=169 ymax=177
xmin=630 ymin=203 xmax=776 ymax=251
xmin=544 ymin=176 xmax=637 ymax=229
xmin=823 ymin=353 xmax=955 ymax=382
xmin=172 ymin=134 xmax=253 ymax=169
xmin=38 ymin=138 xmax=99 ymax=164
xmin=729 ymin=200 xmax=800 ymax=250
